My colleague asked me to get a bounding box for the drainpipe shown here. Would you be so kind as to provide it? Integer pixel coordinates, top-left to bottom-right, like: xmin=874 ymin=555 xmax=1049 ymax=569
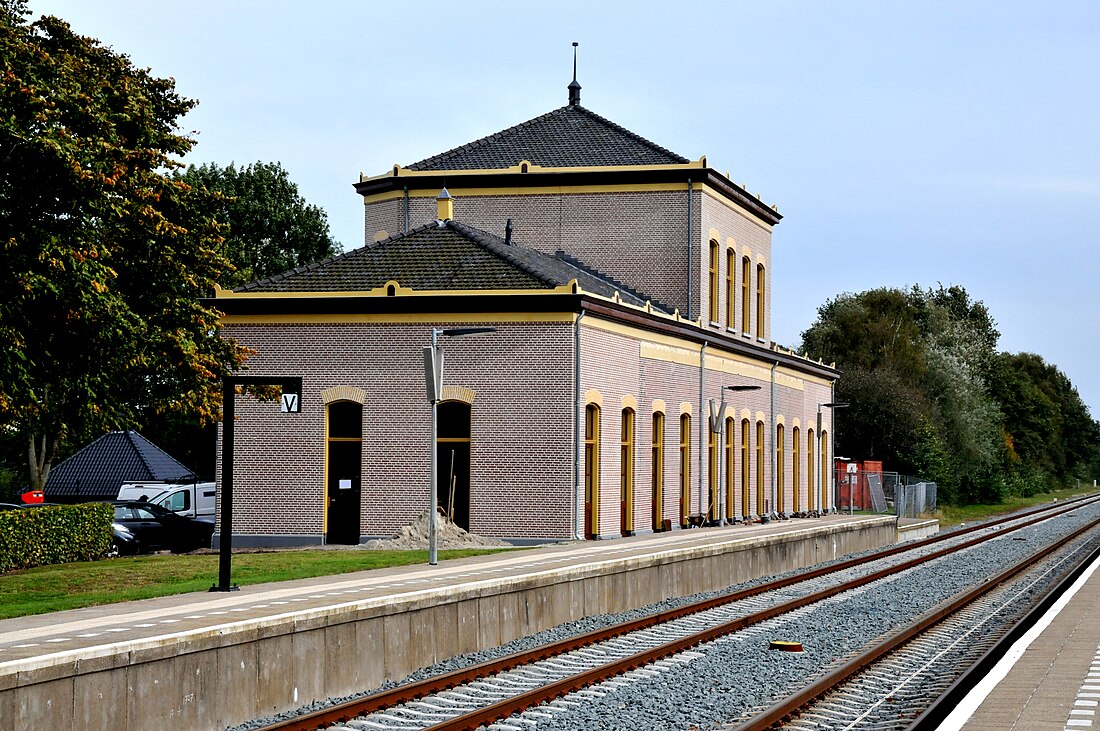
xmin=402 ymin=186 xmax=409 ymax=233
xmin=698 ymin=341 xmax=707 ymax=521
xmin=686 ymin=178 xmax=693 ymax=321
xmin=770 ymin=360 xmax=778 ymax=520
xmin=572 ymin=309 xmax=586 ymax=540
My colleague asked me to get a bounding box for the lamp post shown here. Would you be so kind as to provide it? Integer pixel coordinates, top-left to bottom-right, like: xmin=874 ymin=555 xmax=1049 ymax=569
xmin=424 ymin=327 xmax=495 ymax=566
xmin=710 ymin=385 xmax=760 ymax=526
xmin=816 ymin=401 xmax=849 ymax=515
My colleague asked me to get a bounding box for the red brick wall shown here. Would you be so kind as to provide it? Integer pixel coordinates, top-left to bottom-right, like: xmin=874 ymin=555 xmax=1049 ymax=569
xmin=365 ymin=189 xmax=695 ymax=316
xmin=219 ymin=319 xmax=576 ymax=541
xmin=699 ymin=192 xmax=774 ymax=344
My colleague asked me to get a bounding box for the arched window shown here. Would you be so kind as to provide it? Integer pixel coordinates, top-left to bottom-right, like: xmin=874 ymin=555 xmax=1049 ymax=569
xmin=724 ymin=416 xmax=735 ymax=521
xmin=776 ymin=423 xmax=785 ymax=514
xmin=792 ymin=427 xmax=801 ymax=513
xmin=620 ymin=408 xmax=635 ymax=536
xmin=680 ymin=414 xmax=691 ymax=527
xmin=708 ymin=240 xmax=719 ymax=324
xmin=741 ymin=418 xmax=750 ymax=517
xmin=652 ymin=412 xmax=665 ymax=531
xmin=756 ymin=263 xmax=766 ymax=339
xmin=741 ymin=256 xmax=751 ymax=335
xmin=725 ymin=249 xmax=735 ymax=329
xmin=807 ymin=428 xmax=815 ymax=511
xmin=584 ymin=404 xmax=600 ymax=539
xmin=756 ymin=420 xmax=765 ymax=516
xmin=820 ymin=429 xmax=829 ymax=511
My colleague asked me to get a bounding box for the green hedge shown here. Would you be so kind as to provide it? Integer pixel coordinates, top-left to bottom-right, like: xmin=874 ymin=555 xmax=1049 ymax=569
xmin=0 ymin=503 xmax=113 ymax=573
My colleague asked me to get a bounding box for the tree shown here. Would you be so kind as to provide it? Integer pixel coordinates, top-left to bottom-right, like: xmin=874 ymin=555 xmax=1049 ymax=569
xmin=0 ymin=2 xmax=249 ymax=488
xmin=179 ymin=161 xmax=340 ymax=288
xmin=802 ymin=283 xmax=1099 ymax=504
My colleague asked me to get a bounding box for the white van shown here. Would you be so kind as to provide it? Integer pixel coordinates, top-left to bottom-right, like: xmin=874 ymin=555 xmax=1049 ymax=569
xmin=149 ymin=482 xmax=216 ymax=519
xmin=117 ymin=482 xmax=216 ymax=520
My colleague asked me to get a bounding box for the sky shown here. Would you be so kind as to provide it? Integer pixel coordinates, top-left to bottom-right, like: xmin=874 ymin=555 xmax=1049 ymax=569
xmin=26 ymin=1 xmax=1100 ymax=417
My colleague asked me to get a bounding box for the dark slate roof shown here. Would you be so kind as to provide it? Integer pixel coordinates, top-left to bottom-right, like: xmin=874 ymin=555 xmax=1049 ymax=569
xmin=44 ymin=430 xmax=195 ymax=501
xmin=234 ymin=220 xmax=659 ymax=310
xmin=406 ymin=105 xmax=690 ymax=171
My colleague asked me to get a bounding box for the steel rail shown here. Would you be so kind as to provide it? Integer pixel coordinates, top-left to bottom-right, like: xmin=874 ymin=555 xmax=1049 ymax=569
xmin=257 ymin=494 xmax=1099 ymax=731
xmin=726 ymin=515 xmax=1100 ymax=731
xmin=904 ymin=539 xmax=1100 ymax=730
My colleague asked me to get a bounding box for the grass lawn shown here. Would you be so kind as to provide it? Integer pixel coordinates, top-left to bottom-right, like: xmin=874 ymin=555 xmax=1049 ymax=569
xmin=0 ymin=548 xmax=520 ymax=620
xmin=936 ymin=485 xmax=1100 ymax=529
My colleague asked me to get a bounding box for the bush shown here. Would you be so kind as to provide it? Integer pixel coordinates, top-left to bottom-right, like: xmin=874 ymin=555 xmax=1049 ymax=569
xmin=0 ymin=503 xmax=113 ymax=573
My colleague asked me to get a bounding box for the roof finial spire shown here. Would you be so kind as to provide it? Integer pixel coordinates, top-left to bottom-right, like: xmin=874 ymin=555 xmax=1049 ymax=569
xmin=567 ymin=42 xmax=581 ymax=107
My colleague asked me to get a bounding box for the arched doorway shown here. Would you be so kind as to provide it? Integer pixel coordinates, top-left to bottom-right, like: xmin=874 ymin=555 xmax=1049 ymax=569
xmin=620 ymin=408 xmax=635 ymax=537
xmin=584 ymin=404 xmax=600 ymax=539
xmin=437 ymin=400 xmax=472 ymax=530
xmin=651 ymin=412 xmax=664 ymax=531
xmin=326 ymin=400 xmax=362 ymax=545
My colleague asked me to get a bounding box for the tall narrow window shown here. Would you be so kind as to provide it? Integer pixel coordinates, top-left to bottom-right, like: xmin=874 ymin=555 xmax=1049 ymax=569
xmin=756 ymin=420 xmax=765 ymax=515
xmin=707 ymin=426 xmax=718 ymax=520
xmin=776 ymin=423 xmax=785 ymax=514
xmin=724 ymin=416 xmax=735 ymax=520
xmin=741 ymin=418 xmax=750 ymax=517
xmin=725 ymin=249 xmax=735 ymax=329
xmin=820 ymin=430 xmax=829 ymax=511
xmin=652 ymin=412 xmax=665 ymax=531
xmin=756 ymin=263 xmax=766 ymax=339
xmin=679 ymin=414 xmax=691 ymax=527
xmin=807 ymin=428 xmax=815 ymax=511
xmin=708 ymin=240 xmax=719 ymax=323
xmin=620 ymin=408 xmax=635 ymax=537
xmin=741 ymin=256 xmax=751 ymax=335
xmin=792 ymin=427 xmax=801 ymax=513
xmin=584 ymin=404 xmax=600 ymax=539
xmin=437 ymin=401 xmax=472 ymax=529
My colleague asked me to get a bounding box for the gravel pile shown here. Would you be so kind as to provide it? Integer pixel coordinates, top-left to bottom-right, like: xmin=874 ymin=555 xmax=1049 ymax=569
xmin=360 ymin=509 xmax=511 ymax=550
xmin=227 ymin=504 xmax=1100 ymax=731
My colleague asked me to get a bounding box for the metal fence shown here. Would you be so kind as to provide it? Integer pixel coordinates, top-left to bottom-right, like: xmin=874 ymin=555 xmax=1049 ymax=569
xmin=835 ymin=469 xmax=937 ymax=517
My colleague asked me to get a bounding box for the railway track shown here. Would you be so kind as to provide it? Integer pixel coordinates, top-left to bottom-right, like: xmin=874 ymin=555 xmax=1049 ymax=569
xmin=729 ymin=515 xmax=1100 ymax=730
xmin=253 ymin=495 xmax=1100 ymax=731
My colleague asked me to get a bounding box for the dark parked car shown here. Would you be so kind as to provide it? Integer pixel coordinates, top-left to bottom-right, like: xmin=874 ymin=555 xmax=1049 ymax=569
xmin=111 ymin=500 xmax=215 ymax=554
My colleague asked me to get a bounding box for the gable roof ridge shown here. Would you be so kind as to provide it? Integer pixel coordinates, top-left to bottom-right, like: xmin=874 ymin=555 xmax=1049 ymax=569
xmin=571 ymin=105 xmax=690 ymax=165
xmin=234 ymin=222 xmax=442 ymax=292
xmin=444 ymin=221 xmax=561 ymax=288
xmin=552 ymin=249 xmax=671 ymax=312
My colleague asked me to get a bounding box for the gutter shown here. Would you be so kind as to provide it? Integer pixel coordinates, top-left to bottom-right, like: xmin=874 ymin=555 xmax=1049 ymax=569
xmin=770 ymin=360 xmax=778 ymax=519
xmin=573 ymin=310 xmax=585 ymax=539
xmin=698 ymin=341 xmax=707 ymax=521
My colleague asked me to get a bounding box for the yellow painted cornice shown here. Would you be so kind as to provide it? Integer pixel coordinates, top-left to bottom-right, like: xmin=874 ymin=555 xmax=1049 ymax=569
xmin=359 ymin=157 xmax=709 ymax=183
xmin=362 ymin=181 xmax=704 ymax=204
xmin=214 ymin=279 xmax=577 ymax=299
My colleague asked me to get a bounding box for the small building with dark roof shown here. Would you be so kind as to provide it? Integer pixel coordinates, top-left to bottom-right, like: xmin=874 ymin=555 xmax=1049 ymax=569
xmin=211 ymin=79 xmax=839 ymax=546
xmin=44 ymin=430 xmax=195 ymax=503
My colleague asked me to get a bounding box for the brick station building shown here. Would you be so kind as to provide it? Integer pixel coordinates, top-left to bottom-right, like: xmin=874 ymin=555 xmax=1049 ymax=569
xmin=211 ymin=79 xmax=839 ymax=546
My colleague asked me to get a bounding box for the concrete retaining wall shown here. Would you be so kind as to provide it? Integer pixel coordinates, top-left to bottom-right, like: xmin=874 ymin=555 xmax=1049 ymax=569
xmin=0 ymin=517 xmax=897 ymax=731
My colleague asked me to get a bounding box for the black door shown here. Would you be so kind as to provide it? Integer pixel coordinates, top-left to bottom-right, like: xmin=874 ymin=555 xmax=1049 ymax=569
xmin=326 ymin=401 xmax=362 ymax=544
xmin=437 ymin=401 xmax=471 ymax=531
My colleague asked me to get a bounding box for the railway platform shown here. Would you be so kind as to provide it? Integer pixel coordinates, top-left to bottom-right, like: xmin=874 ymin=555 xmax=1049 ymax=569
xmin=944 ymin=549 xmax=1100 ymax=731
xmin=0 ymin=513 xmax=909 ymax=731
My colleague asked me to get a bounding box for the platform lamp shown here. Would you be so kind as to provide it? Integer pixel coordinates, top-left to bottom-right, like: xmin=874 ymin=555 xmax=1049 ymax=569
xmin=817 ymin=402 xmax=849 ymax=515
xmin=424 ymin=326 xmax=496 ymax=566
xmin=710 ymin=385 xmax=761 ymax=526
